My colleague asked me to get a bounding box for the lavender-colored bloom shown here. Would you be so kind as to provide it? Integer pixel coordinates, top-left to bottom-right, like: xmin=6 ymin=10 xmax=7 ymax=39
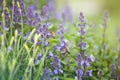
xmin=44 ymin=40 xmax=49 ymax=47
xmin=42 ymin=68 xmax=52 ymax=80
xmin=42 ymin=5 xmax=49 ymax=16
xmin=20 ymin=1 xmax=26 ymax=16
xmin=46 ymin=32 xmax=51 ymax=39
xmin=76 ymin=53 xmax=83 ymax=66
xmin=27 ymin=6 xmax=34 ymax=19
xmin=38 ymin=53 xmax=42 ymax=60
xmin=79 ymin=28 xmax=86 ymax=35
xmin=79 ymin=12 xmax=86 ymax=23
xmin=86 ymin=70 xmax=92 ymax=77
xmin=78 ymin=42 xmax=87 ymax=49
xmin=54 ymin=69 xmax=59 ymax=75
xmin=52 ymin=55 xmax=60 ymax=68
xmin=48 ymin=52 xmax=53 ymax=58
xmin=76 ymin=68 xmax=83 ymax=79
xmin=14 ymin=4 xmax=20 ymax=16
xmin=32 ymin=20 xmax=38 ymax=26
xmin=31 ymin=38 xmax=41 ymax=45
xmin=87 ymin=55 xmax=95 ymax=62
xmin=51 ymin=55 xmax=62 ymax=76
xmin=35 ymin=13 xmax=41 ymax=22
xmin=84 ymin=60 xmax=90 ymax=67
xmin=58 ymin=41 xmax=65 ymax=51
xmin=57 ymin=24 xmax=64 ymax=35
xmin=84 ymin=55 xmax=95 ymax=64
xmin=20 ymin=1 xmax=24 ymax=10
xmin=57 ymin=39 xmax=69 ymax=55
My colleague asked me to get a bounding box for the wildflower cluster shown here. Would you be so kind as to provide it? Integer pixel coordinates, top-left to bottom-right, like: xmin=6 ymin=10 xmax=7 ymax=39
xmin=0 ymin=1 xmax=119 ymax=80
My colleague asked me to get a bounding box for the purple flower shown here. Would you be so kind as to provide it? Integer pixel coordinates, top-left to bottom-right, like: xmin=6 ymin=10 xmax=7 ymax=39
xmin=14 ymin=4 xmax=20 ymax=16
xmin=58 ymin=42 xmax=65 ymax=51
xmin=76 ymin=68 xmax=83 ymax=79
xmin=42 ymin=5 xmax=49 ymax=16
xmin=32 ymin=20 xmax=38 ymax=26
xmin=48 ymin=52 xmax=53 ymax=58
xmin=46 ymin=32 xmax=51 ymax=39
xmin=35 ymin=13 xmax=41 ymax=22
xmin=20 ymin=2 xmax=25 ymax=9
xmin=20 ymin=1 xmax=26 ymax=16
xmin=44 ymin=40 xmax=49 ymax=47
xmin=38 ymin=53 xmax=42 ymax=60
xmin=87 ymin=55 xmax=95 ymax=62
xmin=76 ymin=53 xmax=83 ymax=66
xmin=27 ymin=6 xmax=34 ymax=19
xmin=79 ymin=12 xmax=86 ymax=23
xmin=79 ymin=29 xmax=86 ymax=35
xmin=52 ymin=55 xmax=60 ymax=68
xmin=86 ymin=70 xmax=92 ymax=77
xmin=57 ymin=24 xmax=64 ymax=35
xmin=43 ymin=68 xmax=52 ymax=80
xmin=84 ymin=60 xmax=90 ymax=67
xmin=57 ymin=38 xmax=69 ymax=55
xmin=78 ymin=42 xmax=87 ymax=49
xmin=51 ymin=55 xmax=62 ymax=76
xmin=54 ymin=69 xmax=58 ymax=75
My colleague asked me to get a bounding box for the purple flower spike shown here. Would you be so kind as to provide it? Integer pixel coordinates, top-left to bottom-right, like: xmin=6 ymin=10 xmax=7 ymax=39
xmin=20 ymin=2 xmax=25 ymax=9
xmin=51 ymin=55 xmax=62 ymax=76
xmin=76 ymin=53 xmax=83 ymax=66
xmin=79 ymin=12 xmax=86 ymax=23
xmin=27 ymin=6 xmax=34 ymax=19
xmin=42 ymin=5 xmax=48 ymax=14
xmin=43 ymin=68 xmax=52 ymax=80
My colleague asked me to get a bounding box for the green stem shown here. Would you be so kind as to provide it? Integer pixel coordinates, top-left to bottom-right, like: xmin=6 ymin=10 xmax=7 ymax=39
xmin=35 ymin=48 xmax=48 ymax=80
